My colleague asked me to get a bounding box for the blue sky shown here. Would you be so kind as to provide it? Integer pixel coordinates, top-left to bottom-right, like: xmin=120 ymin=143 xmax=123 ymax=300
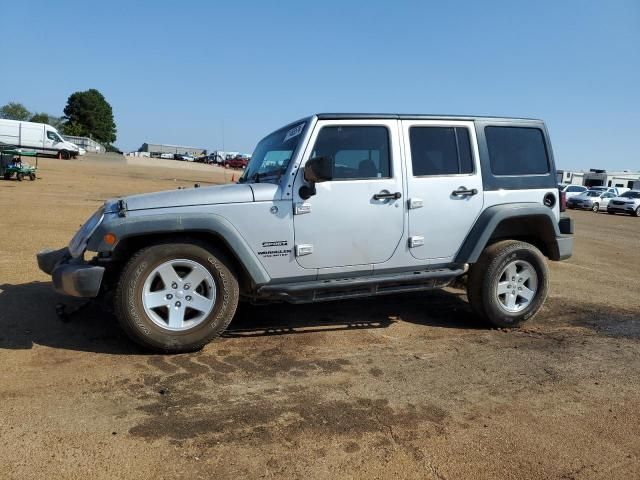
xmin=1 ymin=0 xmax=638 ymax=170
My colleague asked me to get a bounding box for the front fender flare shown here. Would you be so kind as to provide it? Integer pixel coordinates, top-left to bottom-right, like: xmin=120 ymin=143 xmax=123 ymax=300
xmin=88 ymin=212 xmax=271 ymax=286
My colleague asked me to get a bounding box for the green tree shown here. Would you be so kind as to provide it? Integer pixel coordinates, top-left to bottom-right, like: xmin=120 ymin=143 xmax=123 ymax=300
xmin=62 ymin=89 xmax=117 ymax=144
xmin=30 ymin=112 xmax=50 ymax=124
xmin=0 ymin=102 xmax=31 ymax=121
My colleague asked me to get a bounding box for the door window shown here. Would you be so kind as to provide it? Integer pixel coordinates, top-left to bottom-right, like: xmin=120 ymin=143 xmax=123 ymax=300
xmin=46 ymin=131 xmax=59 ymax=141
xmin=409 ymin=127 xmax=473 ymax=176
xmin=311 ymin=126 xmax=390 ymax=180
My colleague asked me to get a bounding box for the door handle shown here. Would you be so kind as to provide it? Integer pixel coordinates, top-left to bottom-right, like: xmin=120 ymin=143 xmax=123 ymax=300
xmin=451 ymin=187 xmax=478 ymax=197
xmin=373 ymin=191 xmax=402 ymax=200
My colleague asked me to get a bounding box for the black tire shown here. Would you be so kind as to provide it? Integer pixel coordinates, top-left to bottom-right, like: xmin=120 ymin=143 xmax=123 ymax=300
xmin=633 ymin=207 xmax=640 ymax=217
xmin=114 ymin=240 xmax=239 ymax=353
xmin=3 ymin=173 xmax=10 ymax=180
xmin=592 ymin=202 xmax=599 ymax=213
xmin=29 ymin=173 xmax=36 ymax=181
xmin=467 ymin=240 xmax=549 ymax=328
xmin=16 ymin=172 xmax=24 ymax=181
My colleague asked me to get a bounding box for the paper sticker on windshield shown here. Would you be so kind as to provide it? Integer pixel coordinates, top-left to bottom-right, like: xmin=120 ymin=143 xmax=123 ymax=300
xmin=284 ymin=123 xmax=305 ymax=142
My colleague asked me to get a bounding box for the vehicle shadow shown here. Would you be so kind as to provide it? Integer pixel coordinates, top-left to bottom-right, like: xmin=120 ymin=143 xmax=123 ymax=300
xmin=0 ymin=281 xmax=481 ymax=353
xmin=0 ymin=281 xmax=138 ymax=354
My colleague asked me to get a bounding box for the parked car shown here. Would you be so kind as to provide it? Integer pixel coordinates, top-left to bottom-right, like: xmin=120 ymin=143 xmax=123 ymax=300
xmin=160 ymin=153 xmax=174 ymax=159
xmin=607 ymin=190 xmax=640 ymax=216
xmin=224 ymin=155 xmax=249 ymax=169
xmin=587 ymin=186 xmax=620 ymax=195
xmin=558 ymin=184 xmax=587 ymax=199
xmin=566 ymin=190 xmax=615 ymax=212
xmin=37 ymin=113 xmax=573 ymax=352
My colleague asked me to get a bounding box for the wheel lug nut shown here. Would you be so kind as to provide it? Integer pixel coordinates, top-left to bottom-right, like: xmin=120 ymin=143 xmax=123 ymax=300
xmin=518 ymin=287 xmax=522 ymax=291
xmin=186 ymin=295 xmax=192 ymax=301
xmin=184 ymin=284 xmax=190 ymax=290
xmin=171 ymin=282 xmax=178 ymax=289
xmin=507 ymin=284 xmax=512 ymax=289
xmin=175 ymin=301 xmax=181 ymax=307
xmin=166 ymin=294 xmax=173 ymax=300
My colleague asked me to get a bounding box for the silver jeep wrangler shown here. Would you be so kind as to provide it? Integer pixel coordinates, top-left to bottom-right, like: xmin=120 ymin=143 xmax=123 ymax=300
xmin=38 ymin=114 xmax=574 ymax=352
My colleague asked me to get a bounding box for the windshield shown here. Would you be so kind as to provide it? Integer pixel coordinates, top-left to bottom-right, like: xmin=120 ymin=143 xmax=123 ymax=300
xmin=585 ymin=191 xmax=601 ymax=197
xmin=621 ymin=191 xmax=640 ymax=199
xmin=239 ymin=122 xmax=307 ymax=184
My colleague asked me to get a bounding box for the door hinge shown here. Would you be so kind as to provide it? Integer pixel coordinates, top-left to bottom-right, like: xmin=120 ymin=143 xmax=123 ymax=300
xmin=408 ymin=198 xmax=423 ymax=209
xmin=294 ymin=202 xmax=312 ymax=215
xmin=408 ymin=236 xmax=424 ymax=248
xmin=295 ymin=244 xmax=314 ymax=256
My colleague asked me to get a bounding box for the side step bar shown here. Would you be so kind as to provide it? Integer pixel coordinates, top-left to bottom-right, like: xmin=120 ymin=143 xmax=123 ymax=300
xmin=256 ymin=268 xmax=465 ymax=304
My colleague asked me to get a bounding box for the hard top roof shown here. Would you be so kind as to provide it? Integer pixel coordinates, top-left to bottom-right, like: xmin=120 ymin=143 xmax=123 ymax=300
xmin=315 ymin=113 xmax=543 ymax=122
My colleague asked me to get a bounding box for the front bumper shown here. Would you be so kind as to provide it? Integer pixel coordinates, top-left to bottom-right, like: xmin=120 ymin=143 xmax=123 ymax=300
xmin=37 ymin=247 xmax=105 ymax=298
xmin=607 ymin=205 xmax=635 ymax=214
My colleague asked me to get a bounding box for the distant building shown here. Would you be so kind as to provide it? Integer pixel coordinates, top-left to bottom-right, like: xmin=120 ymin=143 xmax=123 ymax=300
xmin=138 ymin=143 xmax=206 ymax=157
xmin=558 ymin=169 xmax=640 ymax=189
xmin=63 ymin=135 xmax=106 ymax=153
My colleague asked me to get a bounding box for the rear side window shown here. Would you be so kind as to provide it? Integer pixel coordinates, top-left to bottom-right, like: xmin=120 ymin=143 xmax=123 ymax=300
xmin=409 ymin=127 xmax=473 ymax=176
xmin=485 ymin=126 xmax=549 ymax=176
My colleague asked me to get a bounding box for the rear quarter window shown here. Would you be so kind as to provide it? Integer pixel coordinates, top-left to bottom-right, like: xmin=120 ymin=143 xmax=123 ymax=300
xmin=485 ymin=126 xmax=549 ymax=176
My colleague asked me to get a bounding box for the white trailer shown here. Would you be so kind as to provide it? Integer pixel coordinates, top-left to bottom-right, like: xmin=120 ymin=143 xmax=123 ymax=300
xmin=0 ymin=119 xmax=80 ymax=159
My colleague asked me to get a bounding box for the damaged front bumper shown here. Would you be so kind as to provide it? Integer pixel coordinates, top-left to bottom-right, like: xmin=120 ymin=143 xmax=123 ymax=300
xmin=37 ymin=247 xmax=105 ymax=298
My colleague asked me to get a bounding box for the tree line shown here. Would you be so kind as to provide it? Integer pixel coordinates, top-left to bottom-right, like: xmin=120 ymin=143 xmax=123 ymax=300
xmin=0 ymin=89 xmax=117 ymax=148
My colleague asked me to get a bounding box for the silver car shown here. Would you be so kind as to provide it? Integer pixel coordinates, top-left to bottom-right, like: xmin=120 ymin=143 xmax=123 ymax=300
xmin=607 ymin=190 xmax=640 ymax=217
xmin=566 ymin=190 xmax=615 ymax=212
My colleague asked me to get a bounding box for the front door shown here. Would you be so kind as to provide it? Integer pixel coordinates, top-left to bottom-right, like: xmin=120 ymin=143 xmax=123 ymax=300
xmin=401 ymin=120 xmax=484 ymax=262
xmin=293 ymin=120 xmax=404 ymax=269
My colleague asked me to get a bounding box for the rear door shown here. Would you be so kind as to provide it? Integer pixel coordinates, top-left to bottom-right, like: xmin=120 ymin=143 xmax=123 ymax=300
xmin=401 ymin=120 xmax=483 ymax=261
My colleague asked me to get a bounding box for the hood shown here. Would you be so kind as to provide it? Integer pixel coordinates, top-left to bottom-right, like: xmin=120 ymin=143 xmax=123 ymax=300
xmin=63 ymin=141 xmax=79 ymax=151
xmin=111 ymin=183 xmax=255 ymax=212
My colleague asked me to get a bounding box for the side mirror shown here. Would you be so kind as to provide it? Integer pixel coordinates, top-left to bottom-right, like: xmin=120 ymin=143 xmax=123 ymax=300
xmin=304 ymin=156 xmax=333 ymax=183
xmin=300 ymin=156 xmax=333 ymax=200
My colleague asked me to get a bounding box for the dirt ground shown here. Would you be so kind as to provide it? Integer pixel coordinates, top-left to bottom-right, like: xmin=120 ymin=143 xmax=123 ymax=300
xmin=1 ymin=155 xmax=639 ymax=479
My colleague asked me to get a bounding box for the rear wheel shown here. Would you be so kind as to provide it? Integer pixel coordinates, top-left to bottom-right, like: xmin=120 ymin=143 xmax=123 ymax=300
xmin=16 ymin=172 xmax=24 ymax=181
xmin=3 ymin=173 xmax=10 ymax=180
xmin=467 ymin=240 xmax=549 ymax=328
xmin=114 ymin=240 xmax=239 ymax=353
xmin=633 ymin=207 xmax=640 ymax=217
xmin=592 ymin=202 xmax=599 ymax=212
xmin=29 ymin=173 xmax=36 ymax=181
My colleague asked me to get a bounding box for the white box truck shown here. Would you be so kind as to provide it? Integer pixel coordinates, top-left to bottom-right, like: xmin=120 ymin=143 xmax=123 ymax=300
xmin=0 ymin=119 xmax=80 ymax=159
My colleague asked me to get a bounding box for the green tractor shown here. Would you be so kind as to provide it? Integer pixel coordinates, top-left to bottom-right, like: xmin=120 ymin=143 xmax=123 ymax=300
xmin=1 ymin=147 xmax=38 ymax=181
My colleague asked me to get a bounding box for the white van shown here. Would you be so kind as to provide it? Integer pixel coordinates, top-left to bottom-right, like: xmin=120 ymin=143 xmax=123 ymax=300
xmin=0 ymin=119 xmax=80 ymax=159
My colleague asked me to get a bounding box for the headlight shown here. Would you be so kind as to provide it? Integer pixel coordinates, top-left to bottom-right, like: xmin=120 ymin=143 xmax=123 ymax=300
xmin=68 ymin=206 xmax=105 ymax=258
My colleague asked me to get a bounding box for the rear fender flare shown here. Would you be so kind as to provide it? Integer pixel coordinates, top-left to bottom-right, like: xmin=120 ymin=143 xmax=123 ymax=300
xmin=455 ymin=203 xmax=561 ymax=263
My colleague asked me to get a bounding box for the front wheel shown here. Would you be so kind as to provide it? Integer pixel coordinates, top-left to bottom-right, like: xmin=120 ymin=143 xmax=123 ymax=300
xmin=467 ymin=240 xmax=549 ymax=328
xmin=16 ymin=172 xmax=24 ymax=181
xmin=114 ymin=240 xmax=239 ymax=352
xmin=633 ymin=207 xmax=640 ymax=217
xmin=592 ymin=202 xmax=599 ymax=212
